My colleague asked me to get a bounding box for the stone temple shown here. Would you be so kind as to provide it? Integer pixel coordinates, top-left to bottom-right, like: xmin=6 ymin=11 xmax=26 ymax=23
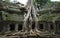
xmin=0 ymin=0 xmax=60 ymax=38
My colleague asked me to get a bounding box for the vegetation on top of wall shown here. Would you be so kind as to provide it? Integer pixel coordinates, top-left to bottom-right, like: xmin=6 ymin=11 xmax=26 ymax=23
xmin=39 ymin=14 xmax=60 ymax=22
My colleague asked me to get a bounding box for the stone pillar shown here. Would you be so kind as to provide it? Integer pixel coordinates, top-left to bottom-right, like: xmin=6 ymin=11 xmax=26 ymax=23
xmin=53 ymin=22 xmax=56 ymax=34
xmin=48 ymin=23 xmax=50 ymax=33
xmin=57 ymin=23 xmax=59 ymax=33
xmin=44 ymin=22 xmax=46 ymax=31
xmin=7 ymin=24 xmax=10 ymax=32
xmin=15 ymin=24 xmax=18 ymax=31
xmin=3 ymin=26 xmax=6 ymax=32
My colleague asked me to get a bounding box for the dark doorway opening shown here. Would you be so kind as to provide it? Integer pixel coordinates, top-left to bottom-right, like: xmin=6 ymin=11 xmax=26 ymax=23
xmin=50 ymin=24 xmax=54 ymax=30
xmin=59 ymin=24 xmax=60 ymax=30
xmin=32 ymin=22 xmax=35 ymax=29
xmin=0 ymin=26 xmax=2 ymax=32
xmin=39 ymin=24 xmax=44 ymax=29
xmin=18 ymin=24 xmax=22 ymax=31
xmin=10 ymin=24 xmax=15 ymax=31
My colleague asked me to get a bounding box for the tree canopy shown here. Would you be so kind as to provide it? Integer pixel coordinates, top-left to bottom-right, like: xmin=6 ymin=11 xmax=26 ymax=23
xmin=34 ymin=0 xmax=50 ymax=9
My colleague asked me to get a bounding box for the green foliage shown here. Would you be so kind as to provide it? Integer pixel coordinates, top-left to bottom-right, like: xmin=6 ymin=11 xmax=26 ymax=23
xmin=4 ymin=0 xmax=10 ymax=2
xmin=2 ymin=12 xmax=23 ymax=22
xmin=39 ymin=14 xmax=60 ymax=22
xmin=34 ymin=0 xmax=50 ymax=8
